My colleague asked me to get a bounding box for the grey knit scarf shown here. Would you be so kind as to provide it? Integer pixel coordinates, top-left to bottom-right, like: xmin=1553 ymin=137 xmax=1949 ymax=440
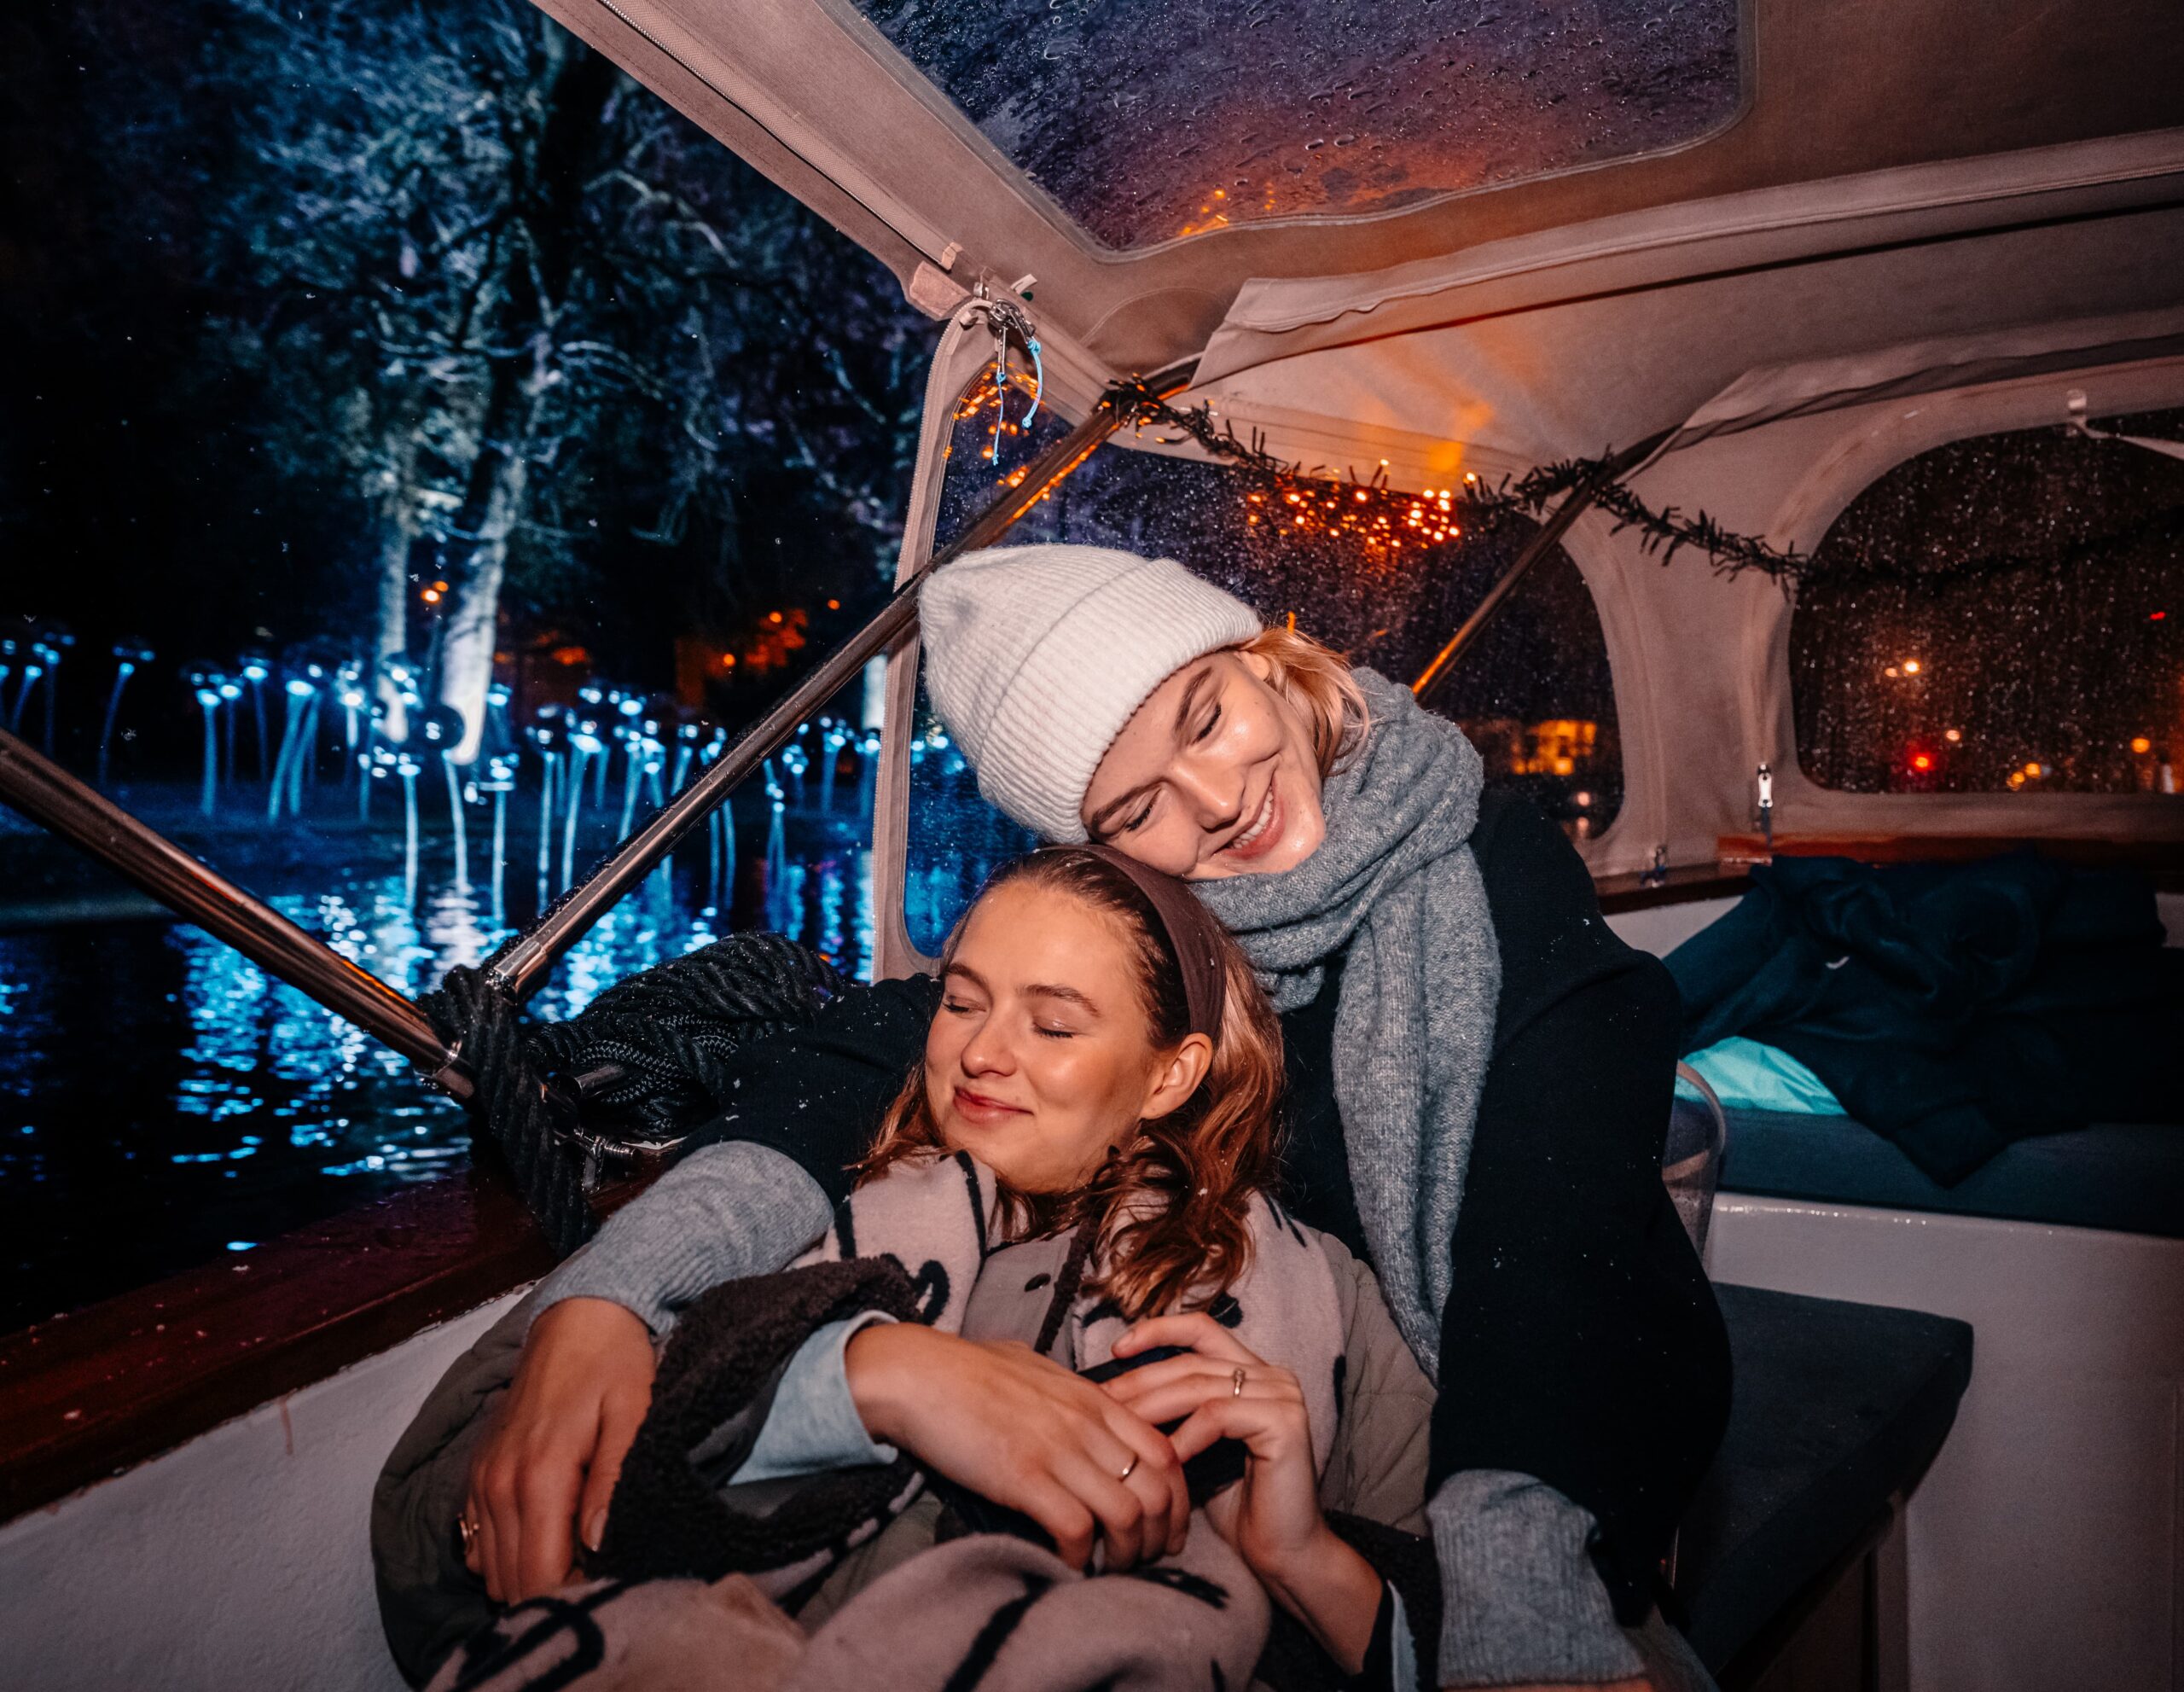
xmin=1194 ymin=668 xmax=1499 ymax=1377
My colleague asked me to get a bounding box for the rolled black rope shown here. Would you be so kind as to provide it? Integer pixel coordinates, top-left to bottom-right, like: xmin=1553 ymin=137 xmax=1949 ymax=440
xmin=423 ymin=933 xmax=851 ymax=1259
xmin=424 ymin=966 xmax=597 ymax=1259
xmin=531 ymin=933 xmax=848 ymax=1143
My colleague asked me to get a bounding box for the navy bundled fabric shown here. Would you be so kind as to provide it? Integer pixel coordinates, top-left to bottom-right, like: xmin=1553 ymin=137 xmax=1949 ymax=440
xmin=1665 ymin=852 xmax=2181 ymax=1184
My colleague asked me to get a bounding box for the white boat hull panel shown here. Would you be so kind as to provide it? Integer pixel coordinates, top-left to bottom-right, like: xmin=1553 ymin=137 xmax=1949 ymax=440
xmin=0 ymin=1292 xmax=522 ymax=1692
xmin=1711 ymin=1197 xmax=2184 ymax=1692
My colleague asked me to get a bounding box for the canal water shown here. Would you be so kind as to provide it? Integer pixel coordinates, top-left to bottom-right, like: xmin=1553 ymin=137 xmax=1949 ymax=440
xmin=0 ymin=795 xmax=887 ymax=1333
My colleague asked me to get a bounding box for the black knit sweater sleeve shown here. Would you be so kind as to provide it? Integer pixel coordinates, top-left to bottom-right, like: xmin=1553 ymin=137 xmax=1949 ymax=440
xmin=681 ymin=973 xmax=943 ymax=1204
xmin=1429 ymin=792 xmax=1732 ymax=1619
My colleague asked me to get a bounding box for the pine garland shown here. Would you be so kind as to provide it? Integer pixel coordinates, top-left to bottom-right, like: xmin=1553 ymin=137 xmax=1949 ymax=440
xmin=1098 ymin=380 xmax=2184 ymax=590
xmin=1102 ymin=380 xmax=1806 ymax=579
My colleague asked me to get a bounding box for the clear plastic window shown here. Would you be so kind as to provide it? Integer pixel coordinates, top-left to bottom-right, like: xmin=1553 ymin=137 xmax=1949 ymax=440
xmin=903 ymin=675 xmax=1043 ymax=956
xmin=844 ymin=0 xmax=1744 ymax=250
xmin=1792 ymin=408 xmax=2184 ymax=795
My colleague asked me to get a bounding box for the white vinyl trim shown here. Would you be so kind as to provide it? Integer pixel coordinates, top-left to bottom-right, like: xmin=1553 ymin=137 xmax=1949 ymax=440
xmin=870 ymin=317 xmax=1002 ymax=983
xmin=1205 ymin=126 xmax=2184 ymax=352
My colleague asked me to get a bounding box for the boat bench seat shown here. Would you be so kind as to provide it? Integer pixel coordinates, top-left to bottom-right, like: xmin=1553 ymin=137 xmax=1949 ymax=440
xmin=1676 ymin=1283 xmax=1974 ymax=1677
xmin=1721 ymin=1110 xmax=2184 ymax=1239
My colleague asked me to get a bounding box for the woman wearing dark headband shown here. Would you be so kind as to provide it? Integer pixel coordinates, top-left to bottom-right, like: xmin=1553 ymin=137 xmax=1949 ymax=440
xmin=409 ymin=545 xmax=1727 ymax=1692
xmin=829 ymin=846 xmax=1406 ymax=1672
xmin=411 ymin=848 xmax=1445 ymax=1689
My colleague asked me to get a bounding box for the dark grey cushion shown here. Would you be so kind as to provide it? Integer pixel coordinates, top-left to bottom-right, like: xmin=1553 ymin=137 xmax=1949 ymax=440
xmin=1677 ymin=1284 xmax=1973 ymax=1673
xmin=1721 ymin=1110 xmax=2184 ymax=1239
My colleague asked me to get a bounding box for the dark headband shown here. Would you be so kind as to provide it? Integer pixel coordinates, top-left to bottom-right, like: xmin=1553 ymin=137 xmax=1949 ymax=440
xmin=1071 ymin=844 xmax=1228 ymax=1042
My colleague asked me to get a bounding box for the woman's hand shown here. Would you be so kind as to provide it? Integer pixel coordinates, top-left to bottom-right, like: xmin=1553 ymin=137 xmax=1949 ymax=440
xmin=462 ymin=1297 xmax=656 ymax=1604
xmin=1105 ymin=1312 xmax=1381 ymax=1672
xmin=1104 ymin=1313 xmax=1325 ymax=1573
xmin=846 ymin=1323 xmax=1190 ymax=1571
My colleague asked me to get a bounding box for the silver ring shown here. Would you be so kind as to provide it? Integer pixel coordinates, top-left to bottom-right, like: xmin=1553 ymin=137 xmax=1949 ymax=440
xmin=457 ymin=1514 xmax=479 ymax=1556
xmin=1118 ymin=1453 xmax=1141 ymax=1482
xmin=1231 ymin=1367 xmax=1246 ymax=1398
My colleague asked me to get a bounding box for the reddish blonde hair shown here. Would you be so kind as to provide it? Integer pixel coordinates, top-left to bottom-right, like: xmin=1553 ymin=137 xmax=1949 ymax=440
xmin=1239 ymin=624 xmax=1370 ymax=777
xmin=857 ymin=849 xmax=1286 ymax=1320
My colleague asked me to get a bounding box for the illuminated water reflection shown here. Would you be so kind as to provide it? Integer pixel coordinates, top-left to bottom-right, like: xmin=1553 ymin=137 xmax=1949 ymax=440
xmin=0 ymin=847 xmax=873 ymax=1331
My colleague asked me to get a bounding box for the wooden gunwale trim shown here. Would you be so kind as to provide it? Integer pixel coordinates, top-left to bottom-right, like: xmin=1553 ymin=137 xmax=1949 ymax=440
xmin=1716 ymin=831 xmax=2184 ymax=889
xmin=3 ymin=832 xmax=2175 ymax=1526
xmin=1595 ymin=863 xmax=1750 ymax=913
xmin=0 ymin=1170 xmax=555 ymax=1525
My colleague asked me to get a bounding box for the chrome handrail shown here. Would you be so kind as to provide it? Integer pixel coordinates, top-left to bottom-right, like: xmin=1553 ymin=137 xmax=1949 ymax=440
xmin=0 ymin=726 xmax=473 ymax=1097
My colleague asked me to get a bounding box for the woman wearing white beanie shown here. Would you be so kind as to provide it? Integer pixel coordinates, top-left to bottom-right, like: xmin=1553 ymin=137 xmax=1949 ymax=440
xmin=444 ymin=544 xmax=1728 ymax=1692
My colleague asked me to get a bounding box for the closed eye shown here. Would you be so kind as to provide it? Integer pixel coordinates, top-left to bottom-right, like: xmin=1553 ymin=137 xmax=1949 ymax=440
xmin=1035 ymin=1025 xmax=1077 ymax=1040
xmin=1118 ymin=793 xmax=1159 ymax=834
xmin=1194 ymin=703 xmax=1222 ymax=743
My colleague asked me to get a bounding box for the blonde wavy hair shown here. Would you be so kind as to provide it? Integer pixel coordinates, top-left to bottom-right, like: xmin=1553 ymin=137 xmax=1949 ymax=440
xmin=1238 ymin=624 xmax=1371 ymax=777
xmin=857 ymin=848 xmax=1287 ymax=1321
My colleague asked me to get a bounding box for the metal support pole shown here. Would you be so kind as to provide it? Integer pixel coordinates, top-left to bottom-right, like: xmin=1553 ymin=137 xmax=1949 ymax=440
xmin=1412 ymin=432 xmax=1670 ymax=705
xmin=480 ymin=367 xmax=1189 ymax=1003
xmin=0 ymin=726 xmax=470 ymax=1098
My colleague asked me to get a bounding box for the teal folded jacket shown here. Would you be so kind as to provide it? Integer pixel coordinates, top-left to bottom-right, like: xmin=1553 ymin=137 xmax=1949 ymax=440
xmin=1676 ymin=1037 xmax=1844 ymax=1116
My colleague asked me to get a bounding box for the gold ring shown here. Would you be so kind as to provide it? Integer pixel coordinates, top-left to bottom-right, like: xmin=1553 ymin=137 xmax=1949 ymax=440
xmin=1231 ymin=1367 xmax=1246 ymax=1398
xmin=1118 ymin=1453 xmax=1141 ymax=1482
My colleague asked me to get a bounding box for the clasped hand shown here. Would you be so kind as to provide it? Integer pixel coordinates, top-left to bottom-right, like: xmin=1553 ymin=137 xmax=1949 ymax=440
xmin=851 ymin=1315 xmax=1343 ymax=1590
xmin=462 ymin=1297 xmax=656 ymax=1604
xmin=1103 ymin=1313 xmax=1339 ymax=1593
xmin=844 ymin=1323 xmax=1190 ymax=1571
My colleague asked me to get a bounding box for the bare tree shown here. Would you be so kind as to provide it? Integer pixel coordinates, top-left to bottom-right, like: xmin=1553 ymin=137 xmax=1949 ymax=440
xmin=175 ymin=0 xmax=926 ymax=757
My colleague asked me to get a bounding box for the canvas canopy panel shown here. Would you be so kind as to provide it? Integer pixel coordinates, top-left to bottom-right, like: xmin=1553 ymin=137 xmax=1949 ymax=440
xmin=1184 ymin=135 xmax=2184 ymax=469
xmin=1659 ymin=308 xmax=2184 ymax=455
xmin=523 ymin=0 xmax=2184 ymax=381
xmin=838 ymin=0 xmax=1745 ymax=249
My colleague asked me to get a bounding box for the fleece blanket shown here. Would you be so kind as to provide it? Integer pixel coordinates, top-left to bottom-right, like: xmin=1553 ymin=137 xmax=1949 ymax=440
xmin=428 ymin=1154 xmax=1347 ymax=1692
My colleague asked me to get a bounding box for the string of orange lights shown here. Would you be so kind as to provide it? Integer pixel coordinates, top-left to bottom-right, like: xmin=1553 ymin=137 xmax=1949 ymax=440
xmin=949 ymin=369 xmax=1505 ymax=557
xmin=948 ymin=370 xmax=2184 ymax=590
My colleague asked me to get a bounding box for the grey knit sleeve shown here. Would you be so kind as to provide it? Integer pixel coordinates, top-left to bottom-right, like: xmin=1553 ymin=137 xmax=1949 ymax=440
xmin=527 ymin=1141 xmax=833 ymax=1336
xmin=1427 ymin=1470 xmax=1650 ymax=1686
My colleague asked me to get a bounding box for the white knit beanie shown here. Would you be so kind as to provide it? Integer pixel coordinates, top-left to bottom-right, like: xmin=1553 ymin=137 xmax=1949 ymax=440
xmin=921 ymin=544 xmax=1263 ymax=842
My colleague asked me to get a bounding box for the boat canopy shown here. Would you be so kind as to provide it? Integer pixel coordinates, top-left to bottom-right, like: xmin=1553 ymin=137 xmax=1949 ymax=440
xmin=524 ymin=0 xmax=2184 ymax=410
xmin=523 ymin=0 xmax=2184 ymax=879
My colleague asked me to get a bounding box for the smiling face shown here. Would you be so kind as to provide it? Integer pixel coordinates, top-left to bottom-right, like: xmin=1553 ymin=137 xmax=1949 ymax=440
xmin=1078 ymin=648 xmax=1327 ymax=880
xmin=926 ymin=880 xmax=1211 ymax=1194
